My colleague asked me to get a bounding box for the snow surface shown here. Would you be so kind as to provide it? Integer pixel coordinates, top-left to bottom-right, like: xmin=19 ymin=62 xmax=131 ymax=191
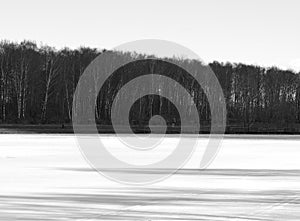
xmin=0 ymin=134 xmax=299 ymax=220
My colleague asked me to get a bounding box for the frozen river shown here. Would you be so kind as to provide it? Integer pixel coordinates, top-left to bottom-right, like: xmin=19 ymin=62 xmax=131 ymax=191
xmin=0 ymin=134 xmax=299 ymax=220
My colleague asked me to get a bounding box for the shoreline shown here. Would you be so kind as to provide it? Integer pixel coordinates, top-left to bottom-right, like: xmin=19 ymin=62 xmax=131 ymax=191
xmin=1 ymin=124 xmax=300 ymax=135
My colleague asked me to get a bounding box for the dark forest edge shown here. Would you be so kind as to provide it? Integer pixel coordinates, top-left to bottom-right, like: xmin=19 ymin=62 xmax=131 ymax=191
xmin=2 ymin=124 xmax=300 ymax=134
xmin=1 ymin=40 xmax=300 ymax=134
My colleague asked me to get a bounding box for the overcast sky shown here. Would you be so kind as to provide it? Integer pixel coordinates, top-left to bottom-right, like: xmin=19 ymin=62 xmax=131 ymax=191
xmin=0 ymin=0 xmax=299 ymax=71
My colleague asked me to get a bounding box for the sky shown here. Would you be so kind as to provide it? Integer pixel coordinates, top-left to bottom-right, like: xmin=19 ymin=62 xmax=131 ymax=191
xmin=0 ymin=0 xmax=300 ymax=71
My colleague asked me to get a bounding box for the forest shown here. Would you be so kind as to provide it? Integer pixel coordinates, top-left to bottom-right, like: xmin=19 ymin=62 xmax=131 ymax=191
xmin=1 ymin=40 xmax=300 ymax=133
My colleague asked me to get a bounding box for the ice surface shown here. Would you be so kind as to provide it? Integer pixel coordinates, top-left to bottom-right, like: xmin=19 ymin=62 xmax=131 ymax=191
xmin=0 ymin=134 xmax=299 ymax=220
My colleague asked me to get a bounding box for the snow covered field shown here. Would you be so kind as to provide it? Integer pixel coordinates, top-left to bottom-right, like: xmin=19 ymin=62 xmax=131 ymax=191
xmin=0 ymin=134 xmax=299 ymax=220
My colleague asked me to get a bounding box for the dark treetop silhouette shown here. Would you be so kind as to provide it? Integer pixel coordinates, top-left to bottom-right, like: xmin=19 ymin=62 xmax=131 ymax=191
xmin=0 ymin=40 xmax=300 ymax=134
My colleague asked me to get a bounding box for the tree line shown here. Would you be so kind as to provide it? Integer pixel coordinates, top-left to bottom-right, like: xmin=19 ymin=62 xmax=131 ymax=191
xmin=1 ymin=40 xmax=300 ymax=132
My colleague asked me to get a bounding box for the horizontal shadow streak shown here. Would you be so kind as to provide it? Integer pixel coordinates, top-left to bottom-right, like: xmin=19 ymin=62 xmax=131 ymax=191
xmin=54 ymin=167 xmax=300 ymax=177
xmin=1 ymin=187 xmax=299 ymax=220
